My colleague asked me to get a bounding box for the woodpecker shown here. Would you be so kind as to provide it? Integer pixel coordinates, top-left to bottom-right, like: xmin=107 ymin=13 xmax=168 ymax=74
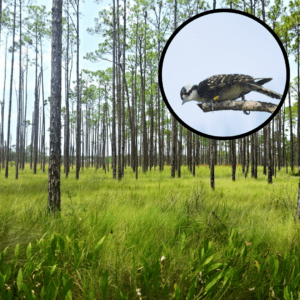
xmin=180 ymin=74 xmax=282 ymax=115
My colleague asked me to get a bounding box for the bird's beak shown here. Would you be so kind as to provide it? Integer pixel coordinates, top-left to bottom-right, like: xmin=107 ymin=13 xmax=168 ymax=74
xmin=182 ymin=98 xmax=187 ymax=105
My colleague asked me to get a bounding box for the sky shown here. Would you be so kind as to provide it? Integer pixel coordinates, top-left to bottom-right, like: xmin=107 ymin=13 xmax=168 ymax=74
xmin=0 ymin=0 xmax=111 ymax=152
xmin=0 ymin=0 xmax=298 ymax=154
xmin=161 ymin=11 xmax=288 ymax=139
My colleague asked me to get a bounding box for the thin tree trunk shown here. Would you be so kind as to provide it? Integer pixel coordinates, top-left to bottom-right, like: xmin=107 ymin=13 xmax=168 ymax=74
xmin=76 ymin=0 xmax=81 ymax=179
xmin=112 ymin=0 xmax=117 ymax=178
xmin=1 ymin=35 xmax=8 ymax=170
xmin=5 ymin=0 xmax=16 ymax=178
xmin=171 ymin=0 xmax=177 ymax=181
xmin=33 ymin=22 xmax=39 ymax=174
xmin=210 ymin=139 xmax=215 ymax=189
xmin=121 ymin=0 xmax=126 ymax=176
xmin=15 ymin=0 xmax=22 ymax=179
xmin=65 ymin=0 xmax=70 ymax=177
xmin=117 ymin=0 xmax=122 ymax=179
xmin=232 ymin=139 xmax=236 ymax=181
xmin=268 ymin=123 xmax=272 ymax=183
xmin=40 ymin=39 xmax=46 ymax=172
xmin=288 ymin=87 xmax=293 ymax=173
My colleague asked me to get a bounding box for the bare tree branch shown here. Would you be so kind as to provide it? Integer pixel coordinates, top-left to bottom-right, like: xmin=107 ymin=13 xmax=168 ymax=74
xmin=197 ymin=100 xmax=278 ymax=114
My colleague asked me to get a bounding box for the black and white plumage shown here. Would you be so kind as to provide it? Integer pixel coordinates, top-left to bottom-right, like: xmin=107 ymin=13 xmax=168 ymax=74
xmin=180 ymin=74 xmax=282 ymax=115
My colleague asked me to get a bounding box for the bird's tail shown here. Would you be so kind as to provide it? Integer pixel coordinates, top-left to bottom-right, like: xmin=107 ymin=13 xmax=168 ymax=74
xmin=246 ymin=83 xmax=282 ymax=99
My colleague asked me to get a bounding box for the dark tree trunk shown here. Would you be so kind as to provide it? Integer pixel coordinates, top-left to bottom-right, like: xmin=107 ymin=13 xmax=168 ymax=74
xmin=263 ymin=127 xmax=267 ymax=175
xmin=5 ymin=0 xmax=16 ymax=178
xmin=48 ymin=0 xmax=62 ymax=212
xmin=171 ymin=0 xmax=178 ymax=178
xmin=117 ymin=0 xmax=122 ymax=179
xmin=76 ymin=0 xmax=81 ymax=179
xmin=251 ymin=134 xmax=254 ymax=177
xmin=245 ymin=135 xmax=249 ymax=178
xmin=112 ymin=0 xmax=117 ymax=178
xmin=65 ymin=0 xmax=70 ymax=177
xmin=210 ymin=139 xmax=215 ymax=189
xmin=231 ymin=139 xmax=236 ymax=181
xmin=33 ymin=22 xmax=39 ymax=174
xmin=254 ymin=133 xmax=258 ymax=178
xmin=40 ymin=41 xmax=46 ymax=172
xmin=288 ymin=86 xmax=294 ymax=173
xmin=177 ymin=125 xmax=182 ymax=177
xmin=268 ymin=123 xmax=272 ymax=183
xmin=1 ymin=35 xmax=7 ymax=170
xmin=242 ymin=137 xmax=245 ymax=173
xmin=15 ymin=0 xmax=22 ymax=179
xmin=121 ymin=0 xmax=126 ymax=176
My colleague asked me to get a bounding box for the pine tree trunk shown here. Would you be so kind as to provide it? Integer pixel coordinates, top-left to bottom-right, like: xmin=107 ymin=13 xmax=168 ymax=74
xmin=268 ymin=123 xmax=272 ymax=183
xmin=65 ymin=1 xmax=70 ymax=177
xmin=192 ymin=134 xmax=195 ymax=176
xmin=171 ymin=0 xmax=178 ymax=178
xmin=1 ymin=35 xmax=7 ymax=170
xmin=15 ymin=0 xmax=22 ymax=179
xmin=245 ymin=135 xmax=249 ymax=178
xmin=5 ymin=0 xmax=16 ymax=178
xmin=121 ymin=0 xmax=126 ymax=176
xmin=48 ymin=0 xmax=62 ymax=212
xmin=75 ymin=0 xmax=81 ymax=179
xmin=177 ymin=125 xmax=182 ymax=177
xmin=116 ymin=0 xmax=122 ymax=179
xmin=33 ymin=22 xmax=39 ymax=174
xmin=288 ymin=87 xmax=294 ymax=173
xmin=112 ymin=0 xmax=117 ymax=178
xmin=232 ymin=139 xmax=236 ymax=181
xmin=254 ymin=133 xmax=258 ymax=178
xmin=210 ymin=139 xmax=215 ymax=189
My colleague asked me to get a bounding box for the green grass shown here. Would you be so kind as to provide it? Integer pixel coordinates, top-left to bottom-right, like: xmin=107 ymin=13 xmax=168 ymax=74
xmin=0 ymin=164 xmax=300 ymax=299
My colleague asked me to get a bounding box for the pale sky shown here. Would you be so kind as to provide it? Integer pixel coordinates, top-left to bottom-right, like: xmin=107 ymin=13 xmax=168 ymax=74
xmin=161 ymin=11 xmax=288 ymax=139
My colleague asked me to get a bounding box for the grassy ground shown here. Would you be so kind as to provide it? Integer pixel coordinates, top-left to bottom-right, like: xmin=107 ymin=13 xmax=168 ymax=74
xmin=0 ymin=164 xmax=300 ymax=299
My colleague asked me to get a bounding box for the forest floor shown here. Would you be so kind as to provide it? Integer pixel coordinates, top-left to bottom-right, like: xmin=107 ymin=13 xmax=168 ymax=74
xmin=0 ymin=164 xmax=300 ymax=299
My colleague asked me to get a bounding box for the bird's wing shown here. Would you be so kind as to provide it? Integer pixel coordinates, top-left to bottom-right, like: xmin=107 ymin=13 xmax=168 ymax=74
xmin=197 ymin=74 xmax=254 ymax=98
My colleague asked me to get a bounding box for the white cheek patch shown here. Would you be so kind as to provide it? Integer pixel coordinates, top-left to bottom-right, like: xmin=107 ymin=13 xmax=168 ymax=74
xmin=187 ymin=89 xmax=202 ymax=101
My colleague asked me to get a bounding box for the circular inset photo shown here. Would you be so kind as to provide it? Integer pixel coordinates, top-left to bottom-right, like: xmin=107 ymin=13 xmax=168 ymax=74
xmin=159 ymin=9 xmax=289 ymax=140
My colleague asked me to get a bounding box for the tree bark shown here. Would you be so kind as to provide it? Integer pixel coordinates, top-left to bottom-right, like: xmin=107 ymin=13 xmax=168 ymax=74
xmin=5 ymin=0 xmax=16 ymax=178
xmin=15 ymin=0 xmax=22 ymax=179
xmin=33 ymin=22 xmax=39 ymax=174
xmin=48 ymin=0 xmax=62 ymax=212
xmin=1 ymin=35 xmax=7 ymax=170
xmin=231 ymin=139 xmax=236 ymax=181
xmin=210 ymin=139 xmax=215 ymax=189
xmin=268 ymin=123 xmax=272 ymax=183
xmin=112 ymin=0 xmax=117 ymax=178
xmin=288 ymin=87 xmax=293 ymax=173
xmin=64 ymin=0 xmax=70 ymax=177
xmin=76 ymin=0 xmax=81 ymax=179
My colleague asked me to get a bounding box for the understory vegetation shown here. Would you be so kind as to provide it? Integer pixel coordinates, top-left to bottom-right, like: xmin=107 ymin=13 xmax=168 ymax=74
xmin=1 ymin=165 xmax=300 ymax=299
